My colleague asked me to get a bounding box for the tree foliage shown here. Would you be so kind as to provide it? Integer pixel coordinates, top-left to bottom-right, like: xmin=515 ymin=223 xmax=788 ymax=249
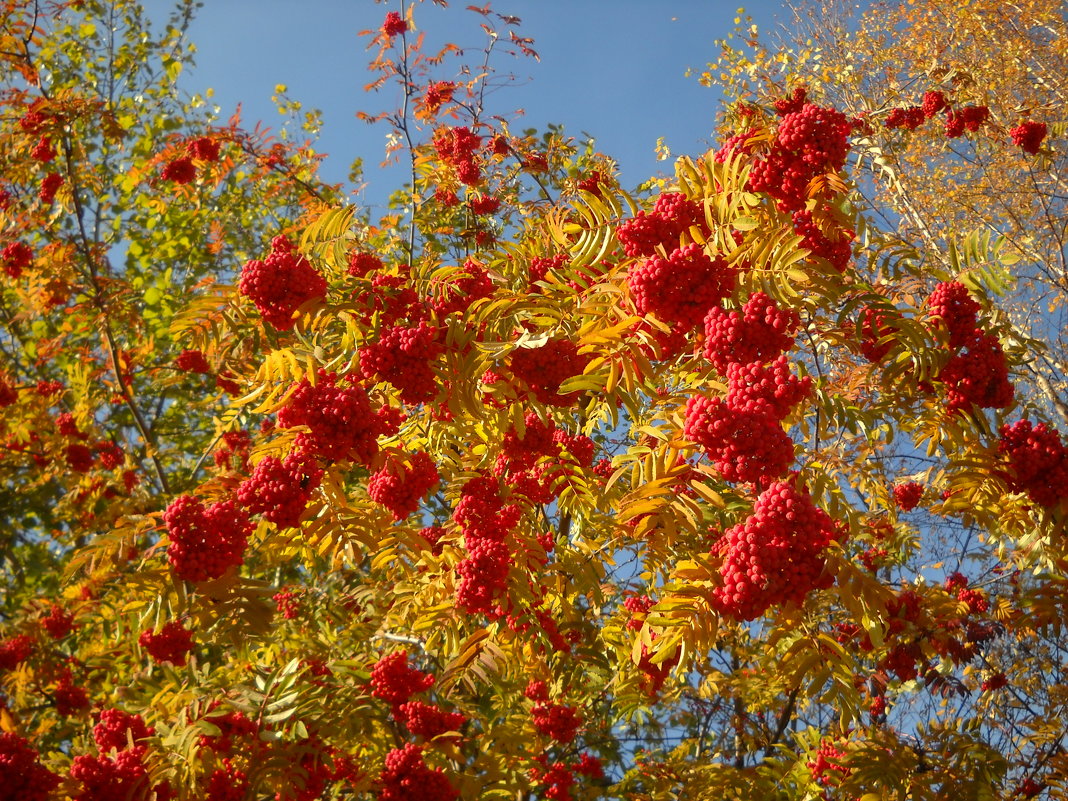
xmin=0 ymin=1 xmax=1066 ymax=800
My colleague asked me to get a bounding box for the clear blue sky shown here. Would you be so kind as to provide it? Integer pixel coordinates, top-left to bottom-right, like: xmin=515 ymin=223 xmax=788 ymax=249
xmin=142 ymin=1 xmax=795 ymax=210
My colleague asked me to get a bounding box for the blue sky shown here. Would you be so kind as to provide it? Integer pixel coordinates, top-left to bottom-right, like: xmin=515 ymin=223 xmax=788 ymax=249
xmin=142 ymin=1 xmax=793 ymax=210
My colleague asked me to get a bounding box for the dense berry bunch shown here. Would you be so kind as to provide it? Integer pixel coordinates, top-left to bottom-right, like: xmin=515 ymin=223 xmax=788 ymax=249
xmin=554 ymin=429 xmax=595 ymax=467
xmin=531 ymin=702 xmax=582 ymax=743
xmin=382 ymin=11 xmax=407 ymax=37
xmin=945 ymin=105 xmax=989 ymax=137
xmin=893 ymin=482 xmax=924 ymax=512
xmin=0 ymin=634 xmax=34 ymax=670
xmin=0 ymin=733 xmax=59 ymax=801
xmin=347 ymin=250 xmax=383 ymax=276
xmin=432 ymin=260 xmax=493 ymax=316
xmin=713 ymin=480 xmax=837 ymax=620
xmin=238 ymin=236 xmax=328 ymax=331
xmin=277 ymin=371 xmax=382 ymax=464
xmin=792 ymin=207 xmax=854 ymax=272
xmin=71 ymin=746 xmax=162 ymax=801
xmin=939 ymin=332 xmax=1013 ymax=411
xmin=204 ymin=760 xmax=248 ymax=801
xmin=175 ymin=349 xmax=211 ymax=374
xmin=273 ymin=588 xmax=301 ymax=619
xmin=237 ymin=450 xmax=323 ymax=528
xmin=690 ymin=394 xmax=794 ymax=482
xmin=187 ymin=136 xmax=221 ymax=161
xmin=615 ymin=192 xmax=705 ymax=258
xmin=163 ymin=495 xmax=251 ymax=582
xmin=93 ymin=709 xmax=154 ymax=752
xmin=702 ymin=292 xmax=799 ymax=372
xmin=884 ymin=106 xmax=925 ymax=130
xmin=926 ymin=281 xmax=980 ymax=349
xmin=65 ymin=442 xmax=94 ymax=472
xmin=433 ymin=126 xmax=482 ymax=186
xmin=509 ymin=337 xmax=589 ymax=406
xmin=921 ymin=91 xmax=948 ymax=118
xmin=1 ymin=242 xmax=32 ymax=278
xmin=360 ymin=322 xmax=443 ymax=404
xmin=42 ymin=604 xmax=74 ymax=638
xmin=725 ymin=356 xmax=812 ymax=418
xmin=452 ymin=475 xmax=520 ymax=612
xmin=497 ymin=413 xmax=559 ymax=474
xmin=1010 ymin=120 xmax=1047 ymax=155
xmin=370 ymin=651 xmax=435 ymax=707
xmin=396 ymin=701 xmax=466 ymax=738
xmin=53 ymin=670 xmax=90 ymax=715
xmin=808 ymin=739 xmax=851 ymax=787
xmin=629 ymin=243 xmax=736 ymax=329
xmin=774 ymin=86 xmax=807 ymax=116
xmin=97 ymin=439 xmax=125 ymax=468
xmin=749 ymin=102 xmax=851 ymax=210
xmin=998 ymin=420 xmax=1068 ymax=508
xmin=858 ymin=305 xmax=896 ymax=362
xmin=0 ymin=376 xmax=17 ymax=406
xmin=138 ymin=621 xmax=194 ymax=665
xmin=39 ymin=172 xmax=63 ymax=203
xmin=161 ymin=157 xmax=196 ymax=184
xmin=379 ymin=744 xmax=457 ymax=801
xmin=469 ymin=194 xmax=500 ymax=215
xmin=368 ymin=451 xmax=440 ymax=520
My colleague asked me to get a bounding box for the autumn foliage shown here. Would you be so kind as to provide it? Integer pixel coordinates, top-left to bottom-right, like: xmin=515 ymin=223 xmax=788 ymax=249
xmin=1 ymin=1 xmax=1067 ymax=800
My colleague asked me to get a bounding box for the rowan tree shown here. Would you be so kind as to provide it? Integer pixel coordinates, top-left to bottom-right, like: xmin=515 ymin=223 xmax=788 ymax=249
xmin=0 ymin=1 xmax=1065 ymax=800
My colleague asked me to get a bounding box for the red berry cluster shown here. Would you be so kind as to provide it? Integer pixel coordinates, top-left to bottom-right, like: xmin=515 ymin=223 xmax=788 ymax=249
xmin=395 ymin=700 xmax=465 ymax=738
xmin=237 ymin=450 xmax=323 ymax=528
xmin=370 ymin=650 xmax=435 ymax=707
xmin=749 ymin=102 xmax=852 ymax=211
xmin=138 ymin=621 xmax=194 ymax=666
xmin=944 ymin=105 xmax=989 ymax=138
xmin=276 ymin=371 xmax=382 ymax=464
xmin=531 ymin=702 xmax=582 ymax=743
xmin=161 ymin=157 xmax=196 ymax=184
xmin=347 ymin=250 xmax=383 ymax=276
xmin=213 ymin=430 xmax=252 ymax=471
xmin=0 ymin=733 xmax=59 ymax=801
xmin=204 ymin=759 xmax=248 ymax=801
xmin=998 ymin=420 xmax=1068 ymax=508
xmin=616 ymin=192 xmax=706 ymax=258
xmin=431 ymin=260 xmax=493 ymax=316
xmin=273 ymin=588 xmax=302 ymax=619
xmin=807 ymin=738 xmax=851 ymax=788
xmin=187 ymin=136 xmax=220 ymax=162
xmin=382 ymin=11 xmax=407 ymax=38
xmin=378 ymin=744 xmax=457 ymax=801
xmin=703 ymin=292 xmax=799 ymax=372
xmin=53 ymin=669 xmax=90 ymax=715
xmin=628 ymin=243 xmax=736 ymax=329
xmin=1010 ymin=120 xmax=1047 ymax=155
xmin=238 ymin=235 xmax=328 ymax=331
xmin=0 ymin=375 xmax=17 ymax=406
xmin=469 ymin=194 xmax=500 ymax=215
xmin=42 ymin=604 xmax=74 ymax=638
xmin=66 ymin=442 xmax=95 ymax=472
xmin=509 ymin=336 xmax=589 ymax=407
xmin=39 ymin=172 xmax=64 ymax=204
xmin=433 ymin=126 xmax=482 ymax=186
xmin=858 ymin=305 xmax=897 ymax=362
xmin=2 ymin=241 xmax=32 ymax=278
xmin=925 ymin=281 xmax=1013 ymax=412
xmin=774 ymin=87 xmax=808 ymax=116
xmin=893 ymin=481 xmax=924 ymax=512
xmin=726 ymin=356 xmax=812 ymax=418
xmin=368 ymin=451 xmax=440 ymax=520
xmin=453 ymin=475 xmax=520 ymax=613
xmin=0 ymin=634 xmax=34 ymax=670
xmin=884 ymin=106 xmax=926 ymax=131
xmin=685 ymin=353 xmax=810 ymax=485
xmin=497 ymin=412 xmax=559 ymax=474
xmin=163 ymin=495 xmax=251 ymax=582
xmin=791 ymin=205 xmax=854 ymax=272
xmin=360 ymin=322 xmax=443 ymax=405
xmin=175 ymin=349 xmax=211 ymax=374
xmin=712 ymin=480 xmax=836 ymax=621
xmin=93 ymin=709 xmax=155 ymax=752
